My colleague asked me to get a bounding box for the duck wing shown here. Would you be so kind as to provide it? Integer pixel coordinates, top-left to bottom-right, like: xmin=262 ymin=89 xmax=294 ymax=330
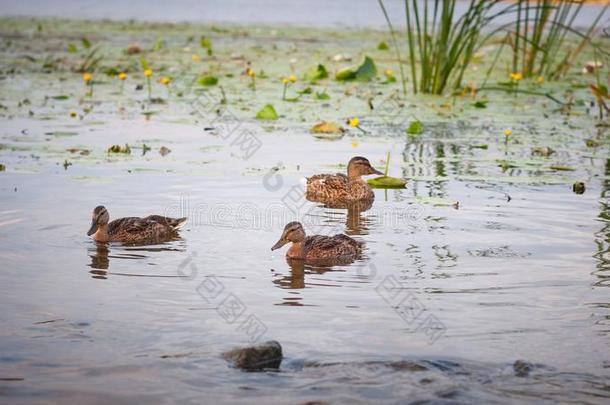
xmin=144 ymin=215 xmax=187 ymax=229
xmin=303 ymin=234 xmax=362 ymax=258
xmin=306 ymin=173 xmax=348 ymax=202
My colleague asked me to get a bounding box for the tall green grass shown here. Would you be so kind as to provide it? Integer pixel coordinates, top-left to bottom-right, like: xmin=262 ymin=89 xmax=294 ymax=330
xmin=502 ymin=0 xmax=609 ymax=80
xmin=379 ymin=0 xmax=609 ymax=95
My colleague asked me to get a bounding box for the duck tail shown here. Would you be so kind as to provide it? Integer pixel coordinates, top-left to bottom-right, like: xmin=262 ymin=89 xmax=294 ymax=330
xmin=172 ymin=217 xmax=188 ymax=229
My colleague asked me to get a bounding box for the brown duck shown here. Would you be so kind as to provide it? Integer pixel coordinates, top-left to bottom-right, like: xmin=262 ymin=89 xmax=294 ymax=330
xmin=306 ymin=156 xmax=382 ymax=205
xmin=87 ymin=205 xmax=187 ymax=243
xmin=271 ymin=221 xmax=362 ymax=262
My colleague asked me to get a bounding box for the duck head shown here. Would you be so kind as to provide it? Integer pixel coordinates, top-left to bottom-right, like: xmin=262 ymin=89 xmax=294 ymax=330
xmin=271 ymin=221 xmax=306 ymax=251
xmin=87 ymin=205 xmax=110 ymax=236
xmin=347 ymin=156 xmax=383 ymax=179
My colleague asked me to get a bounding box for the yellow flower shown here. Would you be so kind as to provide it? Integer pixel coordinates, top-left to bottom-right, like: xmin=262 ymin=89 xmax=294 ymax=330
xmin=288 ymin=74 xmax=297 ymax=83
xmin=159 ymin=76 xmax=171 ymax=85
xmin=144 ymin=68 xmax=153 ymax=77
xmin=384 ymin=68 xmax=394 ymax=77
xmin=191 ymin=54 xmax=201 ymax=62
xmin=82 ymin=73 xmax=92 ymax=82
xmin=348 ymin=117 xmax=360 ymax=128
xmin=351 ymin=138 xmax=359 ymax=148
xmin=510 ymin=72 xmax=523 ymax=82
xmin=118 ymin=72 xmax=127 ymax=80
xmin=504 ymin=128 xmax=512 ymax=137
xmin=536 ymin=76 xmax=544 ymax=84
xmin=282 ymin=78 xmax=289 ymax=85
xmin=246 ymin=68 xmax=255 ymax=77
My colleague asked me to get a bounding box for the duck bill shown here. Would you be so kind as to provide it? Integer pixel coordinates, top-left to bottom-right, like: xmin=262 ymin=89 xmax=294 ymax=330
xmin=271 ymin=238 xmax=288 ymax=251
xmin=370 ymin=167 xmax=383 ymax=175
xmin=87 ymin=220 xmax=98 ymax=236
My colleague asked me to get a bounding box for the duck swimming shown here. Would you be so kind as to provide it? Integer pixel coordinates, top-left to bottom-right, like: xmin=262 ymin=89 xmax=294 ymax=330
xmin=271 ymin=221 xmax=362 ymax=262
xmin=87 ymin=205 xmax=187 ymax=244
xmin=306 ymin=156 xmax=382 ymax=205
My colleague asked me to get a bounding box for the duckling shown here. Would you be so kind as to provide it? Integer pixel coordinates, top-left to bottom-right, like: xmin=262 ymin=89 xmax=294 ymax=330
xmin=87 ymin=205 xmax=186 ymax=244
xmin=306 ymin=156 xmax=382 ymax=205
xmin=271 ymin=221 xmax=362 ymax=262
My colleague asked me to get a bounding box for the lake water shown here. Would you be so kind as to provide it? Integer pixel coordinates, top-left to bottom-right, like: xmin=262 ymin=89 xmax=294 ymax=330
xmin=0 ymin=15 xmax=609 ymax=405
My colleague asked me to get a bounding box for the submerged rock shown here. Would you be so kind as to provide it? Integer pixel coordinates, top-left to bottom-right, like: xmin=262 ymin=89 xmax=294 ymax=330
xmin=222 ymin=340 xmax=283 ymax=371
xmin=513 ymin=360 xmax=532 ymax=377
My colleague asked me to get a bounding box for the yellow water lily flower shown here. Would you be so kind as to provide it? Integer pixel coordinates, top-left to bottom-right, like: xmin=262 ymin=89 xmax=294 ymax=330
xmin=144 ymin=68 xmax=153 ymax=77
xmin=159 ymin=76 xmax=171 ymax=85
xmin=288 ymin=74 xmax=297 ymax=83
xmin=191 ymin=54 xmax=201 ymax=62
xmin=246 ymin=68 xmax=255 ymax=77
xmin=348 ymin=117 xmax=360 ymax=128
xmin=504 ymin=128 xmax=512 ymax=137
xmin=384 ymin=68 xmax=394 ymax=77
xmin=118 ymin=72 xmax=127 ymax=80
xmin=82 ymin=73 xmax=92 ymax=82
xmin=536 ymin=76 xmax=544 ymax=84
xmin=282 ymin=78 xmax=290 ymax=85
xmin=510 ymin=72 xmax=523 ymax=82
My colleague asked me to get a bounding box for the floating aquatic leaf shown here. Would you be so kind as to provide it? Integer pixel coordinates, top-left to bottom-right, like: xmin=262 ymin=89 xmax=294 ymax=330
xmin=81 ymin=37 xmax=91 ymax=49
xmin=159 ymin=146 xmax=171 ymax=156
xmin=67 ymin=43 xmax=77 ymax=53
xmin=368 ymin=176 xmax=407 ymax=189
xmin=469 ymin=144 xmax=488 ymax=149
xmin=585 ymin=139 xmax=601 ymax=147
xmin=310 ymin=121 xmax=345 ymax=135
xmin=473 ymin=100 xmax=488 ymax=108
xmin=107 ymin=144 xmax=131 ymax=154
xmin=335 ymin=67 xmax=356 ymax=81
xmin=51 ymin=95 xmax=69 ymax=100
xmin=45 ymin=131 xmax=77 ymax=137
xmin=531 ymin=146 xmax=554 ymax=156
xmin=377 ymin=41 xmax=389 ymax=50
xmin=315 ymin=91 xmax=330 ymax=100
xmin=354 ymin=56 xmax=377 ymax=81
xmin=255 ymin=104 xmax=278 ymax=120
xmin=406 ymin=120 xmax=423 ymax=135
xmin=415 ymin=196 xmax=459 ymax=208
xmin=549 ymin=165 xmax=576 ymax=171
xmin=198 ymin=75 xmax=218 ymax=86
xmin=304 ymin=64 xmax=328 ymax=83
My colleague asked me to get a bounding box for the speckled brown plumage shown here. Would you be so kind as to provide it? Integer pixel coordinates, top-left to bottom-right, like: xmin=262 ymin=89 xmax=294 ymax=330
xmin=306 ymin=156 xmax=382 ymax=205
xmin=271 ymin=221 xmax=363 ymax=263
xmin=87 ymin=206 xmax=186 ymax=244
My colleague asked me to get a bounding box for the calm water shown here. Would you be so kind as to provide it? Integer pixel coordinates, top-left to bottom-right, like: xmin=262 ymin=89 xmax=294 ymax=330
xmin=0 ymin=115 xmax=609 ymax=403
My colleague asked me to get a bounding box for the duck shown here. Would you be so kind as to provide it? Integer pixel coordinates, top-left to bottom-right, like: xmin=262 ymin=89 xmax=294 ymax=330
xmin=306 ymin=156 xmax=382 ymax=205
xmin=87 ymin=205 xmax=187 ymax=244
xmin=271 ymin=221 xmax=362 ymax=263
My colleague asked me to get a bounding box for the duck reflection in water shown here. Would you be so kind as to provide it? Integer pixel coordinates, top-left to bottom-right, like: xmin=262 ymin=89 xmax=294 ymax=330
xmin=272 ymin=258 xmax=338 ymax=290
xmin=87 ymin=239 xmax=185 ymax=280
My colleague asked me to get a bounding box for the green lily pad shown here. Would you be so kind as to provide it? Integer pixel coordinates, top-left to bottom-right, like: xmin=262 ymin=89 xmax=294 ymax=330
xmin=51 ymin=95 xmax=70 ymax=100
xmin=198 ymin=75 xmax=218 ymax=86
xmin=406 ymin=120 xmax=423 ymax=135
xmin=368 ymin=176 xmax=407 ymax=189
xmin=335 ymin=56 xmax=377 ymax=82
xmin=315 ymin=91 xmax=330 ymax=100
xmin=255 ymin=104 xmax=278 ymax=120
xmin=355 ymin=56 xmax=377 ymax=81
xmin=377 ymin=41 xmax=389 ymax=50
xmin=304 ymin=64 xmax=328 ymax=83
xmin=335 ymin=67 xmax=356 ymax=81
